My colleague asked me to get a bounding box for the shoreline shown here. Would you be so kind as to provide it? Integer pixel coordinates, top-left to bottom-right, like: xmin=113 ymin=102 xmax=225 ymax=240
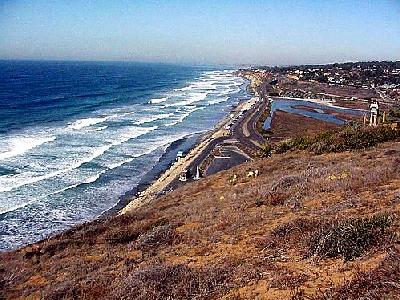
xmin=101 ymin=133 xmax=202 ymax=217
xmin=120 ymin=93 xmax=256 ymax=214
xmin=0 ymin=71 xmax=253 ymax=252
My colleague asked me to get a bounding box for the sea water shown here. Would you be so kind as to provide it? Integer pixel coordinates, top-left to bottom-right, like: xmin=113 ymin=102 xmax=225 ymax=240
xmin=0 ymin=60 xmax=249 ymax=251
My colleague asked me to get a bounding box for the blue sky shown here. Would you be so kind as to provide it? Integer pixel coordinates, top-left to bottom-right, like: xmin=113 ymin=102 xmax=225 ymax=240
xmin=0 ymin=0 xmax=399 ymax=65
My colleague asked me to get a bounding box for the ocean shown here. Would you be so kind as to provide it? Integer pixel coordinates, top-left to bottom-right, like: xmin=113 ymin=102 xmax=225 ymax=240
xmin=0 ymin=60 xmax=249 ymax=251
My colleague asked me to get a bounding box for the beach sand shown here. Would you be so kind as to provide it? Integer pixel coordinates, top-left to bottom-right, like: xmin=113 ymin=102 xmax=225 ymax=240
xmin=120 ymin=97 xmax=257 ymax=214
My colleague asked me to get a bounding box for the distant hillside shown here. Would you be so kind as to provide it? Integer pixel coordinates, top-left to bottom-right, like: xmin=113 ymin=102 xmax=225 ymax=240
xmin=1 ymin=126 xmax=399 ymax=299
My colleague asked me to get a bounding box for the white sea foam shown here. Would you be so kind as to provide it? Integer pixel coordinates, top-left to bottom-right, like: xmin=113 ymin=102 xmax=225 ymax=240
xmin=0 ymin=144 xmax=110 ymax=193
xmin=110 ymin=126 xmax=158 ymax=147
xmin=106 ymin=131 xmax=194 ymax=170
xmin=0 ymin=198 xmax=38 ymax=215
xmin=189 ymin=81 xmax=218 ymax=90
xmin=220 ymin=87 xmax=241 ymax=95
xmin=148 ymin=97 xmax=168 ymax=104
xmin=105 ymin=145 xmax=158 ymax=170
xmin=0 ymin=126 xmax=158 ymax=193
xmin=173 ymin=77 xmax=220 ymax=93
xmin=0 ymin=136 xmax=56 ymax=161
xmin=164 ymin=107 xmax=205 ymax=127
xmin=106 ymin=157 xmax=136 ymax=170
xmin=0 ymin=170 xmax=108 ymax=214
xmin=67 ymin=116 xmax=110 ymax=130
xmin=48 ymin=170 xmax=107 ymax=196
xmin=207 ymin=96 xmax=229 ymax=105
xmin=166 ymin=92 xmax=209 ymax=107
xmin=133 ymin=113 xmax=173 ymax=125
xmin=164 ymin=120 xmax=181 ymax=127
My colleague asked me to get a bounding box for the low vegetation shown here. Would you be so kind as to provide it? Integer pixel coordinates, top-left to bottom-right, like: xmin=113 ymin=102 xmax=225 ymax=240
xmin=387 ymin=107 xmax=400 ymax=122
xmin=321 ymin=248 xmax=400 ymax=300
xmin=308 ymin=214 xmax=394 ymax=261
xmin=274 ymin=124 xmax=400 ymax=154
xmin=114 ymin=263 xmax=233 ymax=300
xmin=1 ymin=128 xmax=399 ymax=299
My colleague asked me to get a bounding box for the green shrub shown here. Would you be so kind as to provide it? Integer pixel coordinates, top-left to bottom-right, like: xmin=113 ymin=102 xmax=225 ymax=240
xmin=275 ymin=125 xmax=400 ymax=154
xmin=258 ymin=143 xmax=273 ymax=157
xmin=387 ymin=108 xmax=400 ymax=122
xmin=308 ymin=214 xmax=393 ymax=261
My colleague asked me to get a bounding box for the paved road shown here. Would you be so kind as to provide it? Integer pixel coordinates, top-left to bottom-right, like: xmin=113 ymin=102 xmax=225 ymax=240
xmin=161 ymin=81 xmax=270 ymax=192
xmin=231 ymin=86 xmax=270 ymax=155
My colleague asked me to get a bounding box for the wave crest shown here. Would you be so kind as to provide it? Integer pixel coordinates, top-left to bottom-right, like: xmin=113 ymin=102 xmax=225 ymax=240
xmin=67 ymin=116 xmax=110 ymax=130
xmin=0 ymin=136 xmax=56 ymax=161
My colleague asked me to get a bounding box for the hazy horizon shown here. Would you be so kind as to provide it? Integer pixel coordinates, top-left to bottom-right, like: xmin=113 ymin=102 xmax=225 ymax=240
xmin=1 ymin=0 xmax=399 ymax=65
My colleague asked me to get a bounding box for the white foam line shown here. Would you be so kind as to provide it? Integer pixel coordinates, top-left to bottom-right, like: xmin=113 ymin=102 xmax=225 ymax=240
xmin=0 ymin=170 xmax=108 ymax=215
xmin=49 ymin=170 xmax=107 ymax=196
xmin=87 ymin=125 xmax=108 ymax=132
xmin=133 ymin=113 xmax=173 ymax=125
xmin=164 ymin=121 xmax=180 ymax=127
xmin=67 ymin=116 xmax=112 ymax=130
xmin=207 ymin=96 xmax=229 ymax=105
xmin=0 ymin=136 xmax=56 ymax=161
xmin=164 ymin=107 xmax=205 ymax=127
xmin=0 ymin=198 xmax=38 ymax=215
xmin=106 ymin=145 xmax=160 ymax=170
xmin=166 ymin=92 xmax=209 ymax=107
xmin=0 ymin=145 xmax=109 ymax=193
xmin=0 ymin=126 xmax=158 ymax=193
xmin=148 ymin=97 xmax=168 ymax=104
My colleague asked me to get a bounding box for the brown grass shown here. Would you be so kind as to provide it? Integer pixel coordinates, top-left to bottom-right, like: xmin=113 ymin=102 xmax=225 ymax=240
xmin=1 ymin=139 xmax=400 ymax=299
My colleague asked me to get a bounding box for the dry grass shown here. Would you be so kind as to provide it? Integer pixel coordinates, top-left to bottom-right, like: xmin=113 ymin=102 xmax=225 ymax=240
xmin=114 ymin=262 xmax=233 ymax=300
xmin=319 ymin=248 xmax=400 ymax=300
xmin=1 ymin=138 xmax=400 ymax=299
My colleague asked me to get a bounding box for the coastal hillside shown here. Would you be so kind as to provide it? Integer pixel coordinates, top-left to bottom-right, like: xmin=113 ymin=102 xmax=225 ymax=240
xmin=1 ymin=1 xmax=400 ymax=298
xmin=1 ymin=126 xmax=399 ymax=299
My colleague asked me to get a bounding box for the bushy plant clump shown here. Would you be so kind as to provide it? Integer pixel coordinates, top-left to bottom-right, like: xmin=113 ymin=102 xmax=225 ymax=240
xmin=115 ymin=263 xmax=232 ymax=300
xmin=275 ymin=125 xmax=400 ymax=154
xmin=387 ymin=108 xmax=400 ymax=122
xmin=308 ymin=214 xmax=393 ymax=261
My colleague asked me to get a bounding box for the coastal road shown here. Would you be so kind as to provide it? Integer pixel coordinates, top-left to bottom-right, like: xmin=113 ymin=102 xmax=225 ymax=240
xmin=231 ymin=95 xmax=269 ymax=155
xmin=166 ymin=93 xmax=270 ymax=192
xmin=162 ymin=96 xmax=270 ymax=191
xmin=160 ymin=136 xmax=227 ymax=193
xmin=136 ymin=80 xmax=271 ymax=200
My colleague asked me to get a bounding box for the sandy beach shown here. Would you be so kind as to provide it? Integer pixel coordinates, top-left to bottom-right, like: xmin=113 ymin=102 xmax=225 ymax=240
xmin=120 ymin=95 xmax=258 ymax=214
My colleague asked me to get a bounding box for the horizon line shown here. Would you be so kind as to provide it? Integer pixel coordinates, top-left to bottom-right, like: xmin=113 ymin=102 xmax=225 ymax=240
xmin=0 ymin=57 xmax=399 ymax=68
